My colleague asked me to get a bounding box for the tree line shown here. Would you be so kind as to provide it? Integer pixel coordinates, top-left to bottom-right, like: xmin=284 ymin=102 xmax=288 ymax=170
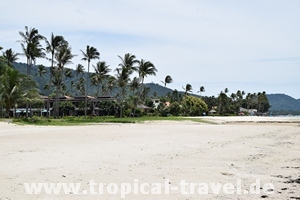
xmin=0 ymin=26 xmax=270 ymax=118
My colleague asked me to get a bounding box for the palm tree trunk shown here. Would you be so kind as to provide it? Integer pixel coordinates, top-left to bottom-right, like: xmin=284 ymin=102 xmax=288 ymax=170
xmin=29 ymin=58 xmax=33 ymax=117
xmin=133 ymin=77 xmax=144 ymax=117
xmin=120 ymin=89 xmax=125 ymax=118
xmin=26 ymin=58 xmax=30 ymax=117
xmin=85 ymin=61 xmax=90 ymax=117
xmin=54 ymin=89 xmax=59 ymax=118
xmin=50 ymin=54 xmax=54 ymax=83
xmin=47 ymin=99 xmax=50 ymax=117
xmin=5 ymin=105 xmax=10 ymax=118
xmin=25 ymin=103 xmax=29 ymax=117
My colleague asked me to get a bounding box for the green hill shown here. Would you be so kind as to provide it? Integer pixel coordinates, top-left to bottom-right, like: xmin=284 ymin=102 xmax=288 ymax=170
xmin=13 ymin=62 xmax=95 ymax=96
xmin=144 ymin=83 xmax=174 ymax=96
xmin=267 ymin=94 xmax=300 ymax=111
xmin=12 ymin=62 xmax=177 ymax=97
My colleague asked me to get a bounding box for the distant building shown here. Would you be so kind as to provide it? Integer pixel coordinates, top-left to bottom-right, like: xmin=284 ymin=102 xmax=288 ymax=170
xmin=239 ymin=107 xmax=257 ymax=116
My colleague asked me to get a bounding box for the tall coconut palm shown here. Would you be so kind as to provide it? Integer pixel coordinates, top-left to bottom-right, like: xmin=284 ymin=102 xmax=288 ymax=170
xmin=18 ymin=26 xmax=45 ymax=77
xmin=138 ymin=59 xmax=157 ymax=87
xmin=19 ymin=41 xmax=44 ymax=117
xmin=218 ymin=88 xmax=229 ymax=115
xmin=81 ymin=45 xmax=100 ymax=117
xmin=197 ymin=86 xmax=205 ymax=96
xmin=115 ymin=67 xmax=131 ymax=117
xmin=29 ymin=42 xmax=45 ymax=70
xmin=183 ymin=83 xmax=193 ymax=96
xmin=2 ymin=48 xmax=20 ymax=67
xmin=93 ymin=61 xmax=111 ymax=97
xmin=137 ymin=59 xmax=157 ymax=103
xmin=53 ymin=45 xmax=75 ymax=118
xmin=161 ymin=75 xmax=173 ymax=88
xmin=45 ymin=33 xmax=67 ymax=83
xmin=129 ymin=77 xmax=141 ymax=116
xmin=20 ymin=43 xmax=33 ymax=75
xmin=117 ymin=53 xmax=139 ymax=73
xmin=18 ymin=26 xmax=43 ymax=45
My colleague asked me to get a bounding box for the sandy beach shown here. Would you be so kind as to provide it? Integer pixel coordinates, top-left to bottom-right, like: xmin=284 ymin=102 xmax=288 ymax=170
xmin=0 ymin=116 xmax=299 ymax=199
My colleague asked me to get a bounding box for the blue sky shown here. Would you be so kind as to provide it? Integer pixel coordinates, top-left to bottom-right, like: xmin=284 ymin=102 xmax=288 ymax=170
xmin=1 ymin=0 xmax=299 ymax=98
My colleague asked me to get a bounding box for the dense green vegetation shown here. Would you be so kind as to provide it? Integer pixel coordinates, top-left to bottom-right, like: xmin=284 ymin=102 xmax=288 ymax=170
xmin=0 ymin=26 xmax=277 ymax=121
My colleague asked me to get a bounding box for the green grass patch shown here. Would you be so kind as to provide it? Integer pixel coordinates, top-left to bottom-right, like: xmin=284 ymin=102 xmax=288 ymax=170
xmin=11 ymin=115 xmax=210 ymax=126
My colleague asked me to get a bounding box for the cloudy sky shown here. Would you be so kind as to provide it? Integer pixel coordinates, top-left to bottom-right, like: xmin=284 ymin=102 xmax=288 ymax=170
xmin=1 ymin=0 xmax=299 ymax=98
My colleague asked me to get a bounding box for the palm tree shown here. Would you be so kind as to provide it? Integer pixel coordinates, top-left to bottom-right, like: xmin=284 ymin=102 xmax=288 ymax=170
xmin=0 ymin=66 xmax=39 ymax=117
xmin=76 ymin=77 xmax=86 ymax=95
xmin=115 ymin=67 xmax=131 ymax=117
xmin=217 ymin=88 xmax=229 ymax=115
xmin=20 ymin=43 xmax=33 ymax=75
xmin=117 ymin=53 xmax=139 ymax=73
xmin=35 ymin=65 xmax=47 ymax=78
xmin=93 ymin=61 xmax=111 ymax=97
xmin=18 ymin=26 xmax=45 ymax=76
xmin=18 ymin=26 xmax=44 ymax=45
xmin=64 ymin=68 xmax=73 ymax=79
xmin=2 ymin=48 xmax=20 ymax=67
xmin=53 ymin=44 xmax=75 ymax=118
xmin=197 ymin=86 xmax=205 ymax=96
xmin=75 ymin=64 xmax=85 ymax=77
xmin=115 ymin=53 xmax=139 ymax=117
xmin=107 ymin=75 xmax=116 ymax=96
xmin=138 ymin=59 xmax=157 ymax=87
xmin=257 ymin=91 xmax=269 ymax=113
xmin=19 ymin=41 xmax=44 ymax=117
xmin=129 ymin=77 xmax=141 ymax=116
xmin=81 ymin=45 xmax=100 ymax=117
xmin=136 ymin=59 xmax=156 ymax=107
xmin=161 ymin=75 xmax=173 ymax=88
xmin=171 ymin=89 xmax=180 ymax=102
xmin=30 ymin=42 xmax=45 ymax=70
xmin=183 ymin=83 xmax=193 ymax=96
xmin=129 ymin=77 xmax=141 ymax=96
xmin=217 ymin=91 xmax=226 ymax=115
xmin=224 ymin=88 xmax=229 ymax=94
xmin=44 ymin=33 xmax=67 ymax=83
xmin=140 ymin=86 xmax=150 ymax=102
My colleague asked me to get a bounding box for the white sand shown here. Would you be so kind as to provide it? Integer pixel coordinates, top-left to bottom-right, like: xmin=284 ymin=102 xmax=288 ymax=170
xmin=0 ymin=117 xmax=299 ymax=199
